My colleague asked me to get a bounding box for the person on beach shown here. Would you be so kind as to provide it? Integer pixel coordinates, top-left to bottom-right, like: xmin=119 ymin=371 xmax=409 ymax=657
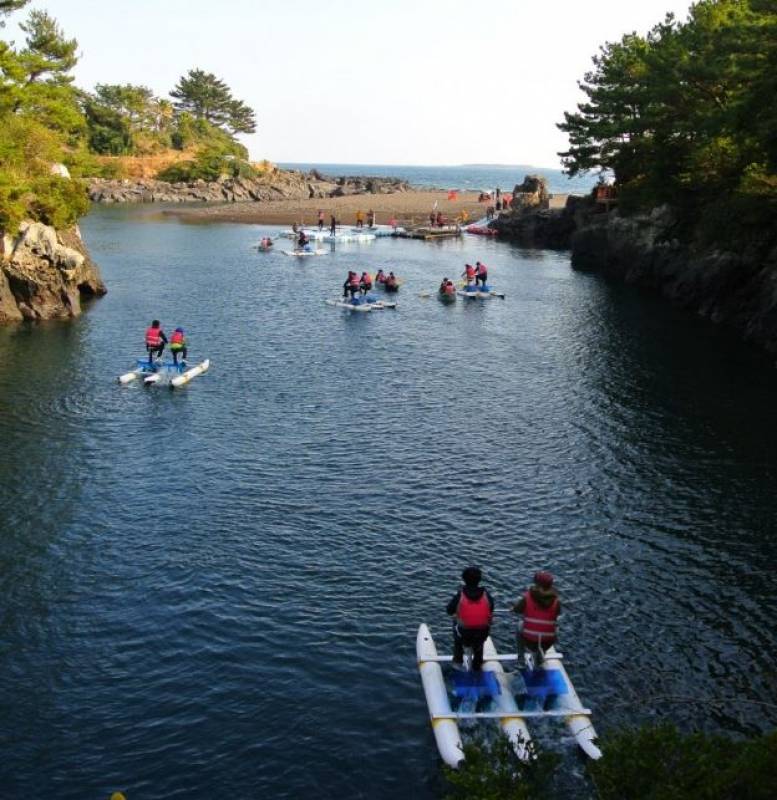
xmin=169 ymin=327 xmax=188 ymax=367
xmin=446 ymin=566 xmax=494 ymax=671
xmin=318 ymin=210 xmax=324 ymax=231
xmin=429 ymin=211 xmax=436 ymax=227
xmin=144 ymin=320 xmax=167 ymax=364
xmin=343 ymin=271 xmax=359 ymax=299
xmin=475 ymin=261 xmax=488 ymax=288
xmin=435 ymin=211 xmax=443 ymax=227
xmin=360 ymin=271 xmax=373 ymax=294
xmin=375 ymin=269 xmax=386 ymax=285
xmin=330 ymin=214 xmax=337 ymax=236
xmin=367 ymin=209 xmax=375 ymax=227
xmin=463 ymin=264 xmax=476 ymax=284
xmin=511 ymin=571 xmax=561 ymax=666
xmin=356 ymin=209 xmax=364 ymax=228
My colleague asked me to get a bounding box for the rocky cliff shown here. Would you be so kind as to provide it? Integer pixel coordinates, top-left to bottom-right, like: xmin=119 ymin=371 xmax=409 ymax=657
xmin=88 ymin=170 xmax=411 ymax=204
xmin=0 ymin=221 xmax=106 ymax=323
xmin=571 ymin=207 xmax=777 ymax=354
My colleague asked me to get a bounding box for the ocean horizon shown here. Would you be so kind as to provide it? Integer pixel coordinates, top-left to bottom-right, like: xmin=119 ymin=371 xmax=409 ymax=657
xmin=279 ymin=162 xmax=597 ymax=195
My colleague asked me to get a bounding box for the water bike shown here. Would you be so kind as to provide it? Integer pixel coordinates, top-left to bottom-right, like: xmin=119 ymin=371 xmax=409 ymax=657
xmin=326 ymin=294 xmax=398 ymax=312
xmin=283 ymin=248 xmax=327 ymax=257
xmin=416 ymin=623 xmax=601 ymax=768
xmin=118 ymin=358 xmax=210 ymax=388
xmin=457 ymin=283 xmax=505 ymax=299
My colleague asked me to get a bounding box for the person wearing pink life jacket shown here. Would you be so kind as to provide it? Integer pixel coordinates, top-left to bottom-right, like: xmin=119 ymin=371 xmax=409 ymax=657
xmin=359 ymin=271 xmax=373 ymax=294
xmin=446 ymin=566 xmax=495 ymax=671
xmin=511 ymin=571 xmax=561 ymax=664
xmin=462 ymin=264 xmax=476 ymax=284
xmin=144 ymin=320 xmax=167 ymax=364
xmin=375 ymin=269 xmax=387 ymax=284
xmin=169 ymin=327 xmax=188 ymax=366
xmin=475 ymin=261 xmax=488 ymax=288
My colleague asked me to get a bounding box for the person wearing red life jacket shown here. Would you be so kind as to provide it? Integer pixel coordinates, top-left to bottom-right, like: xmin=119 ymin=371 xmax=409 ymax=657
xmin=511 ymin=571 xmax=561 ymax=665
xmin=446 ymin=566 xmax=494 ymax=671
xmin=462 ymin=264 xmax=476 ymax=284
xmin=144 ymin=320 xmax=167 ymax=364
xmin=375 ymin=269 xmax=387 ymax=284
xmin=360 ymin=271 xmax=373 ymax=294
xmin=475 ymin=261 xmax=488 ymax=288
xmin=169 ymin=327 xmax=188 ymax=366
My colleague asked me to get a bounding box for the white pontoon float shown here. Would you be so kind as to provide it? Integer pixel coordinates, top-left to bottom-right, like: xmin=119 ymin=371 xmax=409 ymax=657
xmin=118 ymin=358 xmax=210 ymax=388
xmin=326 ymin=296 xmax=397 ymax=312
xmin=417 ymin=624 xmax=601 ymax=767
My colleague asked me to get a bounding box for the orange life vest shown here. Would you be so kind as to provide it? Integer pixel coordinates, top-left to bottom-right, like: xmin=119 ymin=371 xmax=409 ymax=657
xmin=521 ymin=591 xmax=559 ymax=645
xmin=465 ymin=265 xmax=475 ymax=278
xmin=456 ymin=592 xmax=491 ymax=629
xmin=145 ymin=326 xmax=162 ymax=347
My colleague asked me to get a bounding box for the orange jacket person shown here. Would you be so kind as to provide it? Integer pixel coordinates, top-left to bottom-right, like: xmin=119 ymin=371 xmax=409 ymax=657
xmin=169 ymin=327 xmax=188 ymax=366
xmin=511 ymin=571 xmax=561 ymax=665
xmin=144 ymin=320 xmax=167 ymax=364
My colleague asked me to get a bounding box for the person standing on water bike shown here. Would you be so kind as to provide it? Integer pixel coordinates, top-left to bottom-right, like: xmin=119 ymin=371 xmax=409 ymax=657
xmin=343 ymin=271 xmax=359 ymax=299
xmin=145 ymin=320 xmax=167 ymax=364
xmin=447 ymin=566 xmax=494 ymax=671
xmin=475 ymin=261 xmax=488 ymax=288
xmin=462 ymin=263 xmax=476 ymax=284
xmin=511 ymin=571 xmax=561 ymax=666
xmin=169 ymin=327 xmax=188 ymax=367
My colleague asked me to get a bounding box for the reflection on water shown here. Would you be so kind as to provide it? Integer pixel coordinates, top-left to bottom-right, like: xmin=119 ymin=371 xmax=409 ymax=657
xmin=1 ymin=206 xmax=776 ymax=799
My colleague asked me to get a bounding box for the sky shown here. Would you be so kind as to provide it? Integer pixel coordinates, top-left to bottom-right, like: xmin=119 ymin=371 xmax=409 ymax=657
xmin=7 ymin=0 xmax=696 ymax=167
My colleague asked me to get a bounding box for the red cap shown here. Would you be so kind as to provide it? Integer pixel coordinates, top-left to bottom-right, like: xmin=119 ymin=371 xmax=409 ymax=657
xmin=534 ymin=571 xmax=554 ymax=588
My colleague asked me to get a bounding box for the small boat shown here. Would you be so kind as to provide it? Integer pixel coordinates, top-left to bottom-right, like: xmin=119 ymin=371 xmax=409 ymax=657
xmin=170 ymin=359 xmax=210 ymax=388
xmin=457 ymin=284 xmax=504 ymax=299
xmin=416 ymin=624 xmax=601 ymax=767
xmin=465 ymin=217 xmax=499 ymax=236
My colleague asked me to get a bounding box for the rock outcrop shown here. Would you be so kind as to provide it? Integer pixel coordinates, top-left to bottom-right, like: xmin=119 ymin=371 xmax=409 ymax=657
xmin=88 ymin=171 xmax=411 ymax=204
xmin=0 ymin=221 xmax=106 ymax=322
xmin=570 ymin=207 xmax=777 ymax=353
xmin=508 ymin=175 xmax=550 ymax=211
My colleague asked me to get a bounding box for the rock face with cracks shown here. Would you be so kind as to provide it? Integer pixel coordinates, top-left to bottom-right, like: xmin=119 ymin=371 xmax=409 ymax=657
xmin=0 ymin=221 xmax=106 ymax=323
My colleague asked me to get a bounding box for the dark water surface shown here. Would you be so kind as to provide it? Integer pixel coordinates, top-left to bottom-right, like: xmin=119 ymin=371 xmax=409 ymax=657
xmin=1 ymin=207 xmax=776 ymax=799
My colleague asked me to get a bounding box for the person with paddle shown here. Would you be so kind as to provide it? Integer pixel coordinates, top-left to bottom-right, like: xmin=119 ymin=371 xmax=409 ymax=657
xmin=511 ymin=571 xmax=561 ymax=666
xmin=446 ymin=566 xmax=494 ymax=671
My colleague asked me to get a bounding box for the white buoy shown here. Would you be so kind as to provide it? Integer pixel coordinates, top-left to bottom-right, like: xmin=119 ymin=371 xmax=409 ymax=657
xmin=170 ymin=359 xmax=210 ymax=389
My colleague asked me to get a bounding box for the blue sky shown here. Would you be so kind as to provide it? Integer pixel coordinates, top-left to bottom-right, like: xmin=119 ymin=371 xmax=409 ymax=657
xmin=8 ymin=0 xmax=695 ymax=166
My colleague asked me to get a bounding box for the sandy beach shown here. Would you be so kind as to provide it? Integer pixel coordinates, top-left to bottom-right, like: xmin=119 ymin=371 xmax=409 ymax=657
xmin=163 ymin=190 xmax=489 ymax=227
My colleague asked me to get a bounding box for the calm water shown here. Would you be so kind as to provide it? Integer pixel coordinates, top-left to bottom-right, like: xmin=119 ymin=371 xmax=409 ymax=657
xmin=1 ymin=206 xmax=776 ymax=799
xmin=279 ymin=162 xmax=596 ymax=195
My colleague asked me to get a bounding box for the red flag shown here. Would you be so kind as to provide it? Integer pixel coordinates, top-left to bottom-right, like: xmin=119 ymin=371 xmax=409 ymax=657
xmin=447 ymin=190 xmax=458 ymax=201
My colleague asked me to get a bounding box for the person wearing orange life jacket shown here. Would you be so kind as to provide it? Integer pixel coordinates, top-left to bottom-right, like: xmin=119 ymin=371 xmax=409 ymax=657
xmin=475 ymin=261 xmax=488 ymax=288
xmin=462 ymin=263 xmax=476 ymax=284
xmin=384 ymin=272 xmax=399 ymax=292
xmin=169 ymin=327 xmax=188 ymax=366
xmin=511 ymin=571 xmax=561 ymax=664
xmin=375 ymin=269 xmax=387 ymax=284
xmin=343 ymin=271 xmax=360 ymax=299
xmin=446 ymin=566 xmax=495 ymax=671
xmin=144 ymin=320 xmax=167 ymax=364
xmin=359 ymin=271 xmax=373 ymax=294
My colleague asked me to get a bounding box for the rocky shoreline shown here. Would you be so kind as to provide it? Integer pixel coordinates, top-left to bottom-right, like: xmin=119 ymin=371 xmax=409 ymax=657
xmin=0 ymin=221 xmax=106 ymax=323
xmin=88 ymin=170 xmax=412 ymax=205
xmin=491 ymin=179 xmax=777 ymax=355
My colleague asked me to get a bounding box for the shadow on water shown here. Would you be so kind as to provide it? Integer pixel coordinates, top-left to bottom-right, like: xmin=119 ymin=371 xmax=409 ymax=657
xmin=1 ymin=207 xmax=776 ymax=799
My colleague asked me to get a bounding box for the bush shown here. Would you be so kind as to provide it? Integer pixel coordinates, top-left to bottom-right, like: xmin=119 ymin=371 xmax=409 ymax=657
xmin=443 ymin=734 xmax=559 ymax=800
xmin=588 ymin=724 xmax=777 ymax=800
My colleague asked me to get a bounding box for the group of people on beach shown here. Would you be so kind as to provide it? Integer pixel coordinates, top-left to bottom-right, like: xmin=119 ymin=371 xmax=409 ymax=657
xmin=342 ymin=269 xmax=398 ymax=298
xmin=448 ymin=567 xmax=560 ymax=671
xmin=144 ymin=320 xmax=188 ymax=366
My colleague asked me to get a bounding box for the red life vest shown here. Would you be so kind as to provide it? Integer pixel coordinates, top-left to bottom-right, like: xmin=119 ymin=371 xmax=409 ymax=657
xmin=521 ymin=591 xmax=559 ymax=645
xmin=171 ymin=330 xmax=185 ymax=346
xmin=445 ymin=283 xmax=455 ymax=295
xmin=145 ymin=326 xmax=162 ymax=347
xmin=477 ymin=263 xmax=488 ymax=276
xmin=465 ymin=265 xmax=475 ymax=278
xmin=456 ymin=591 xmax=491 ymax=629
xmin=349 ymin=274 xmax=360 ymax=287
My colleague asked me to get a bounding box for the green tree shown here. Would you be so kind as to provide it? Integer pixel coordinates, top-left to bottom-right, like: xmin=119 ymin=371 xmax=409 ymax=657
xmin=170 ymin=68 xmax=256 ymax=135
xmin=0 ymin=0 xmax=28 ymax=26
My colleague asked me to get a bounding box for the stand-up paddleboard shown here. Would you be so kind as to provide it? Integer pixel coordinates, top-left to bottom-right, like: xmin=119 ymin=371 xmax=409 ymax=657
xmin=170 ymin=359 xmax=210 ymax=388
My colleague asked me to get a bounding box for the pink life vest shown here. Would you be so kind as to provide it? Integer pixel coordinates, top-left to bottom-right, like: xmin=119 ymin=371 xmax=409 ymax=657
xmin=521 ymin=592 xmax=559 ymax=645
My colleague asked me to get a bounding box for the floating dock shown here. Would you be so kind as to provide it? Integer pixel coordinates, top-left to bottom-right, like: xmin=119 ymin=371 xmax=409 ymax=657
xmin=400 ymin=224 xmax=461 ymax=240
